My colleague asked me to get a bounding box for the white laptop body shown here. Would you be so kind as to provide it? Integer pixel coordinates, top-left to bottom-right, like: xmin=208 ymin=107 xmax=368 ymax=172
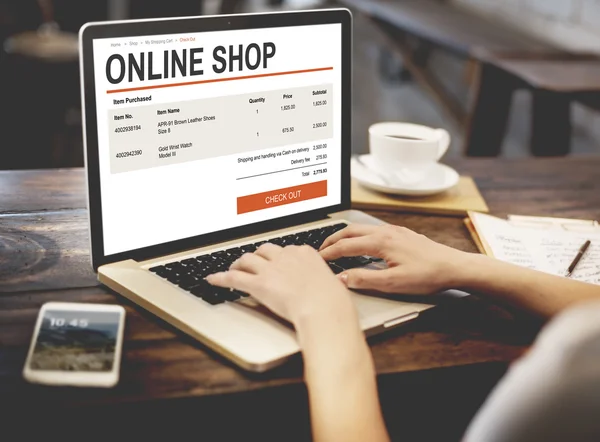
xmin=80 ymin=9 xmax=434 ymax=372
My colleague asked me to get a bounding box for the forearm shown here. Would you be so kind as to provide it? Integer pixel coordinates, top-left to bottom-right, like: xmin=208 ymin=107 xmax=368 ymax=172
xmin=296 ymin=303 xmax=390 ymax=442
xmin=458 ymin=254 xmax=600 ymax=318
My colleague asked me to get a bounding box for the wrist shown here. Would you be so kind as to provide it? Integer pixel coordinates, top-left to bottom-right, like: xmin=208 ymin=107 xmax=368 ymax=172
xmin=293 ymin=290 xmax=364 ymax=360
xmin=299 ymin=309 xmax=372 ymax=387
xmin=292 ymin=286 xmax=356 ymax=334
xmin=450 ymin=252 xmax=501 ymax=291
xmin=445 ymin=251 xmax=490 ymax=289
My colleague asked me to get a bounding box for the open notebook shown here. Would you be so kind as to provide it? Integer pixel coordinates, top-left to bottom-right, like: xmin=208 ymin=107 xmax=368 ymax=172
xmin=466 ymin=212 xmax=600 ymax=285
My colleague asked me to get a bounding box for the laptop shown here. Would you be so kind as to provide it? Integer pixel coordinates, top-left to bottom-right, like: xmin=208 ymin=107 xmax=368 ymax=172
xmin=79 ymin=9 xmax=434 ymax=372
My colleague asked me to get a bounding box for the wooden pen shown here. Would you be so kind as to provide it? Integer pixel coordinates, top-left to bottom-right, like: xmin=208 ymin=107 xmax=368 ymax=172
xmin=566 ymin=240 xmax=591 ymax=278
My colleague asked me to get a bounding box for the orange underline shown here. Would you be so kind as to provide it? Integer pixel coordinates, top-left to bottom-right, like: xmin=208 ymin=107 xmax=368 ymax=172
xmin=106 ymin=67 xmax=334 ymax=94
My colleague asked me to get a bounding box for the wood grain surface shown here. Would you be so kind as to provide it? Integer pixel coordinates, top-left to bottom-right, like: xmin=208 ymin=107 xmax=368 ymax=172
xmin=494 ymin=58 xmax=600 ymax=92
xmin=337 ymin=0 xmax=555 ymax=57
xmin=351 ymin=176 xmax=489 ymax=216
xmin=1 ymin=158 xmax=599 ymax=415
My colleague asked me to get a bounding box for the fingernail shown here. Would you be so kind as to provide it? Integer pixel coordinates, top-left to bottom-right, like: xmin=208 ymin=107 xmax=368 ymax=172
xmin=338 ymin=273 xmax=348 ymax=285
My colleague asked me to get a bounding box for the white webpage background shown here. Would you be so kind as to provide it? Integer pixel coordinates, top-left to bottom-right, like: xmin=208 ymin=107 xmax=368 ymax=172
xmin=92 ymin=24 xmax=342 ymax=255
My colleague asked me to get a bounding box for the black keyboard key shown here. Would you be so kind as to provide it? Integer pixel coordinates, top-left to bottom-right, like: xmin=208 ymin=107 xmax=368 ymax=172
xmin=182 ymin=262 xmax=200 ymax=272
xmin=208 ymin=255 xmax=227 ymax=266
xmin=156 ymin=270 xmax=171 ymax=279
xmin=178 ymin=275 xmax=201 ymax=290
xmin=225 ymin=247 xmax=243 ymax=259
xmin=166 ymin=272 xmax=183 ymax=284
xmin=307 ymin=239 xmax=322 ymax=250
xmin=268 ymin=237 xmax=284 ymax=246
xmin=149 ymin=266 xmax=171 ymax=278
xmin=197 ymin=267 xmax=214 ymax=278
xmin=189 ymin=280 xmax=211 ymax=294
xmin=328 ymin=262 xmax=345 ymax=274
xmin=331 ymin=223 xmax=348 ymax=232
xmin=195 ymin=254 xmax=211 ymax=264
xmin=334 ymin=256 xmax=371 ymax=270
xmin=190 ymin=260 xmax=203 ymax=268
xmin=318 ymin=224 xmax=348 ymax=245
xmin=313 ymin=228 xmax=326 ymax=236
xmin=254 ymin=241 xmax=267 ymax=248
xmin=207 ymin=286 xmax=232 ymax=304
xmin=241 ymin=244 xmax=256 ymax=253
xmin=280 ymin=234 xmax=297 ymax=246
xmin=331 ymin=258 xmax=351 ymax=269
xmin=313 ymin=233 xmax=330 ymax=248
xmin=220 ymin=289 xmax=241 ymax=302
xmin=190 ymin=281 xmax=226 ymax=305
xmin=296 ymin=236 xmax=306 ymax=245
xmin=321 ymin=227 xmax=335 ymax=236
xmin=168 ymin=262 xmax=188 ymax=274
xmin=201 ymin=292 xmax=226 ymax=305
xmin=354 ymin=256 xmax=373 ymax=265
xmin=231 ymin=289 xmax=249 ymax=298
xmin=182 ymin=258 xmax=197 ymax=265
xmin=295 ymin=231 xmax=309 ymax=242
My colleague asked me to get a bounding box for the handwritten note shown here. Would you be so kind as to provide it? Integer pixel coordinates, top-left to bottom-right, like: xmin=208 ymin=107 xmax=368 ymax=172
xmin=543 ymin=237 xmax=600 ymax=284
xmin=471 ymin=212 xmax=600 ymax=285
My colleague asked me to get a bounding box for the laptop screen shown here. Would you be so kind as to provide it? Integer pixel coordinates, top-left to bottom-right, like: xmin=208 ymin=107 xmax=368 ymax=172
xmin=91 ymin=22 xmax=343 ymax=256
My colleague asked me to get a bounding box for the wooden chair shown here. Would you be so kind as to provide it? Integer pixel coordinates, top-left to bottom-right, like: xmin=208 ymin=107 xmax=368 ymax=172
xmin=334 ymin=0 xmax=598 ymax=157
xmin=1 ymin=0 xmax=81 ymax=169
xmin=467 ymin=53 xmax=600 ymax=156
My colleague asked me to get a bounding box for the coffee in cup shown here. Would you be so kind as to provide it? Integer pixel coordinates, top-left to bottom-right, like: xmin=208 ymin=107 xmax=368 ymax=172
xmin=368 ymin=122 xmax=450 ymax=186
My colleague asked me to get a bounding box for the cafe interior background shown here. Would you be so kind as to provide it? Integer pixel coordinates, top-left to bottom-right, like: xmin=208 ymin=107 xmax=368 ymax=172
xmin=3 ymin=1 xmax=600 ymax=441
xmin=2 ymin=0 xmax=600 ymax=171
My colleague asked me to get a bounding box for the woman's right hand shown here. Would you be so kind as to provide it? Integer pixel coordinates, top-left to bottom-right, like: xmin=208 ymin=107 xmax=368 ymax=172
xmin=320 ymin=224 xmax=475 ymax=295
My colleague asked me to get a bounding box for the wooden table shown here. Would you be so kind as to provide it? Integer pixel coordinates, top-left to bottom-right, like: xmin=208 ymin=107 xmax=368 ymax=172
xmin=2 ymin=158 xmax=600 ymax=441
xmin=466 ymin=54 xmax=600 ymax=157
xmin=336 ymin=0 xmax=558 ymax=128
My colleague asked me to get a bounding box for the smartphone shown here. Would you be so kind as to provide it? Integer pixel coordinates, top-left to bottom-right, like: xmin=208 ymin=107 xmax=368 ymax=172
xmin=23 ymin=302 xmax=126 ymax=388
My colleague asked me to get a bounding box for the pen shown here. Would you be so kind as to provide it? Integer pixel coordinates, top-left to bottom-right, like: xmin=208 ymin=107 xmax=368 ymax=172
xmin=566 ymin=240 xmax=591 ymax=278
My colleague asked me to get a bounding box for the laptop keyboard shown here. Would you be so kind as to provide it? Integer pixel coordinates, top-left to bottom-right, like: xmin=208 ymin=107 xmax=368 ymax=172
xmin=148 ymin=223 xmax=380 ymax=305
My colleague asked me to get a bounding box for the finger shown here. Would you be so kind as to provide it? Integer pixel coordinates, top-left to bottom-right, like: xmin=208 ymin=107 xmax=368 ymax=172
xmin=230 ymin=253 xmax=268 ymax=274
xmin=320 ymin=224 xmax=380 ymax=250
xmin=207 ymin=270 xmax=257 ymax=292
xmin=254 ymin=243 xmax=283 ymax=261
xmin=338 ymin=268 xmax=395 ymax=292
xmin=320 ymin=235 xmax=383 ymax=261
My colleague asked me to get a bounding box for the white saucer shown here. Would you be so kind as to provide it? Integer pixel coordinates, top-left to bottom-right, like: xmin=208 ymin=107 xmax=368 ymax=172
xmin=351 ymin=154 xmax=459 ymax=196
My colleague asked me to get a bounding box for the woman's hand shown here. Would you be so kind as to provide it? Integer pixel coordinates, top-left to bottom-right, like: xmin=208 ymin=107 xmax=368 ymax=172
xmin=209 ymin=242 xmax=389 ymax=442
xmin=206 ymin=243 xmax=357 ymax=329
xmin=320 ymin=224 xmax=474 ymax=295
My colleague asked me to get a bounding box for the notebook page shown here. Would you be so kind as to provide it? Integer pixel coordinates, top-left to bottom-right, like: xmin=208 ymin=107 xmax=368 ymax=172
xmin=470 ymin=213 xmax=539 ymax=270
xmin=471 ymin=212 xmax=600 ymax=285
xmin=538 ymin=232 xmax=600 ymax=284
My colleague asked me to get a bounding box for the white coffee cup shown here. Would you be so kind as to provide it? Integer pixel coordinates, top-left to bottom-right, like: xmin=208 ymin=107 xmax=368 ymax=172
xmin=369 ymin=122 xmax=450 ymax=186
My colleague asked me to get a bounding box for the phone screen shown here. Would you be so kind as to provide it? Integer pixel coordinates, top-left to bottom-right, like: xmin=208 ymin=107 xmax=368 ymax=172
xmin=29 ymin=309 xmax=122 ymax=372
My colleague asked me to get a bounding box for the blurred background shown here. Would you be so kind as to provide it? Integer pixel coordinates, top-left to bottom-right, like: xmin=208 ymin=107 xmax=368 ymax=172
xmin=2 ymin=0 xmax=600 ymax=170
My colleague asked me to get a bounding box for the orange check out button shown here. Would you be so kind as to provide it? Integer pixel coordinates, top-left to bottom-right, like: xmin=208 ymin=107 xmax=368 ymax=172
xmin=237 ymin=180 xmax=328 ymax=215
